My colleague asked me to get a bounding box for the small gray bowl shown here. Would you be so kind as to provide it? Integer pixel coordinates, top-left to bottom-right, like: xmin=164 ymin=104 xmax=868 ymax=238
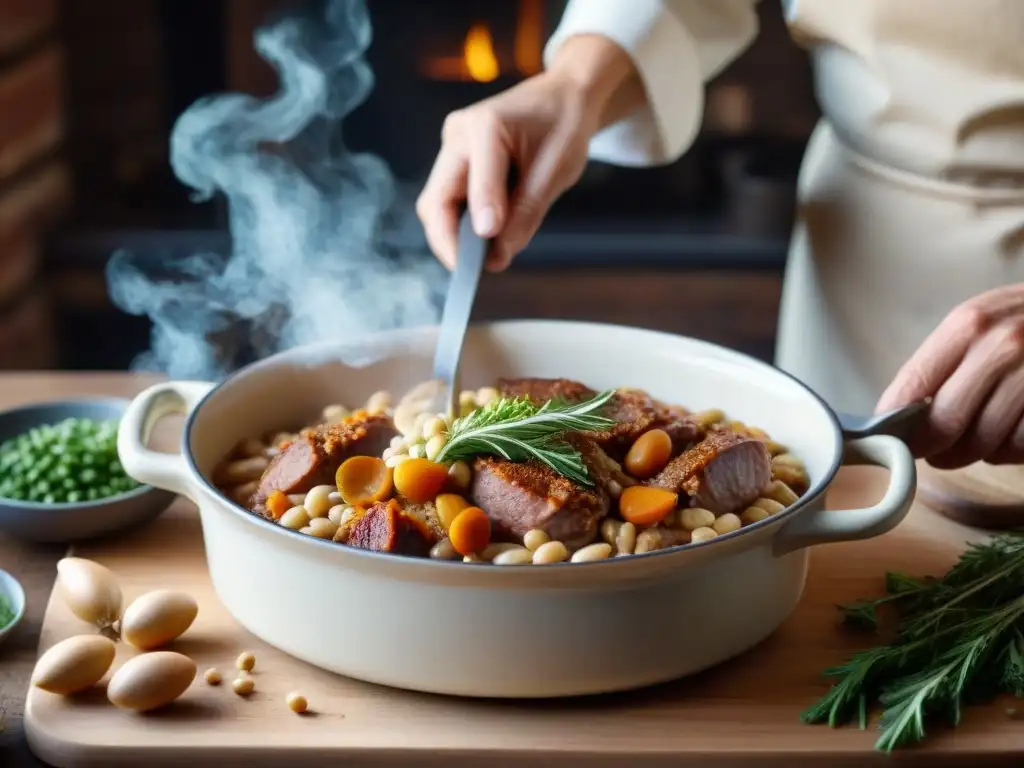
xmin=0 ymin=568 xmax=26 ymax=646
xmin=0 ymin=398 xmax=176 ymax=544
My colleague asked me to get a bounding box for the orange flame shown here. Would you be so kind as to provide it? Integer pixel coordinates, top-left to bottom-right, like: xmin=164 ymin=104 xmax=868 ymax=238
xmin=464 ymin=24 xmax=499 ymax=83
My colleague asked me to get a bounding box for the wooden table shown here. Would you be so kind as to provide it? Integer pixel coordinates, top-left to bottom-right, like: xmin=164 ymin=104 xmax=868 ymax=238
xmin=0 ymin=373 xmax=1017 ymax=767
xmin=0 ymin=374 xmax=161 ymax=768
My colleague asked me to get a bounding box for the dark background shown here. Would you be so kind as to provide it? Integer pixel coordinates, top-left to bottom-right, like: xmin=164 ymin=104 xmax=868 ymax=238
xmin=0 ymin=0 xmax=819 ymax=372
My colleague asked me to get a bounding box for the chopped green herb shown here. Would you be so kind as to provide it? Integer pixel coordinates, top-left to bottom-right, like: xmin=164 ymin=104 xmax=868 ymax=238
xmin=0 ymin=594 xmax=14 ymax=628
xmin=435 ymin=390 xmax=616 ymax=487
xmin=803 ymin=533 xmax=1024 ymax=751
xmin=0 ymin=417 xmax=140 ymax=504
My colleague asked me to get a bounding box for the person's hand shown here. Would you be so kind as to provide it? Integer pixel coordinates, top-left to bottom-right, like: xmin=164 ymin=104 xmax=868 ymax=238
xmin=416 ymin=71 xmax=596 ymax=272
xmin=416 ymin=34 xmax=640 ymax=272
xmin=875 ymin=284 xmax=1024 ymax=468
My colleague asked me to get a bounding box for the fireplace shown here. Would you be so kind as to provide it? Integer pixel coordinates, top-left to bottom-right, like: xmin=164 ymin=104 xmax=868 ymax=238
xmin=230 ymin=0 xmax=813 ymax=227
xmin=29 ymin=0 xmax=817 ymax=372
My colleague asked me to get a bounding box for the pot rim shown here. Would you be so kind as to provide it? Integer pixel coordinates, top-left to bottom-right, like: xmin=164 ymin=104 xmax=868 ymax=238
xmin=180 ymin=319 xmax=844 ymax=576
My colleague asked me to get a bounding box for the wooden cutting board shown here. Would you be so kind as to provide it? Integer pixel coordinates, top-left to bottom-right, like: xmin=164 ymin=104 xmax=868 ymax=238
xmin=23 ymin=466 xmax=1024 ymax=768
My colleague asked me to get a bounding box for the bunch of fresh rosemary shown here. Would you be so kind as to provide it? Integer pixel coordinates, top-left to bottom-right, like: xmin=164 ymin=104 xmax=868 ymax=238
xmin=803 ymin=533 xmax=1024 ymax=751
xmin=434 ymin=389 xmax=616 ymax=486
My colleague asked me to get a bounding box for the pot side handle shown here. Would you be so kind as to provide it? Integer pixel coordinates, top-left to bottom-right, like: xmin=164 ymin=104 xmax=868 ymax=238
xmin=117 ymin=381 xmax=215 ymax=501
xmin=772 ymin=435 xmax=916 ymax=557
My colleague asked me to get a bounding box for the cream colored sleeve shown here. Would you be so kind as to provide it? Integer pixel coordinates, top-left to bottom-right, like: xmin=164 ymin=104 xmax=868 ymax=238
xmin=543 ymin=0 xmax=760 ymax=167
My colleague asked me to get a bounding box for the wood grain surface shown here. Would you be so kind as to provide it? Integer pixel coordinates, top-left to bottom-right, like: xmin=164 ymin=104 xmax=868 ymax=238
xmin=3 ymin=373 xmax=1024 ymax=767
xmin=0 ymin=374 xmax=160 ymax=768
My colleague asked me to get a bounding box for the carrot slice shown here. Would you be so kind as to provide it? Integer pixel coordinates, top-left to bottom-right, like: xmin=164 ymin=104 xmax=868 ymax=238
xmin=435 ymin=493 xmax=471 ymax=531
xmin=392 ymin=458 xmax=449 ymax=504
xmin=619 ymin=486 xmax=678 ymax=527
xmin=335 ymin=456 xmax=393 ymax=506
xmin=265 ymin=489 xmax=292 ymax=520
xmin=448 ymin=506 xmax=491 ymax=556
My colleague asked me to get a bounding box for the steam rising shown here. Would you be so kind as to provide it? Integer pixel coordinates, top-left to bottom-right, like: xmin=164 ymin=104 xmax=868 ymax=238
xmin=106 ymin=0 xmax=444 ymax=379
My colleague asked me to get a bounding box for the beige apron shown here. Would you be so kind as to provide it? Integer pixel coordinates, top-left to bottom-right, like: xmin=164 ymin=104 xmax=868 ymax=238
xmin=774 ymin=0 xmax=1024 ymax=506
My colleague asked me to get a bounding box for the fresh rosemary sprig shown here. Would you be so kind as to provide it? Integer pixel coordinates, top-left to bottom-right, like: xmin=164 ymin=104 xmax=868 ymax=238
xmin=434 ymin=389 xmax=616 ymax=487
xmin=803 ymin=533 xmax=1024 ymax=752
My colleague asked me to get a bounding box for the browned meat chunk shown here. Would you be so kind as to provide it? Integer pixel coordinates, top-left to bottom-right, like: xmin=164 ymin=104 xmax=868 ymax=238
xmin=397 ymin=497 xmax=445 ymax=540
xmin=648 ymin=430 xmax=771 ymax=515
xmin=471 ymin=458 xmax=610 ymax=548
xmin=249 ymin=412 xmax=396 ymax=515
xmin=497 ymin=377 xmax=596 ymax=404
xmin=563 ymin=432 xmax=634 ymax=491
xmin=591 ymin=389 xmax=704 ymax=458
xmin=345 ymin=499 xmax=437 ymax=556
xmin=496 ymin=378 xmax=702 ymax=460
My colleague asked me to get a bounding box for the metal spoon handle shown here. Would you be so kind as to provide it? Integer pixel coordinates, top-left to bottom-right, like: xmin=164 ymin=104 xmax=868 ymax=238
xmin=836 ymin=398 xmax=932 ymax=441
xmin=432 ymin=211 xmax=487 ymax=419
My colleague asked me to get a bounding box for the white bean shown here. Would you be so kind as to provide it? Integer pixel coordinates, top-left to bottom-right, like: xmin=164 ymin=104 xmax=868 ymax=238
xmin=763 ymin=480 xmax=800 ymax=506
xmin=389 ymin=435 xmax=407 ymax=451
xmin=327 ymin=491 xmax=343 ymax=505
xmin=327 ymin=504 xmax=350 ymax=525
xmin=480 ymin=543 xmax=522 ymax=561
xmin=523 ymin=529 xmax=550 ymax=552
xmin=304 ymin=518 xmax=338 ymax=539
xmin=532 ymin=541 xmax=569 ymax=564
xmin=279 ymin=506 xmax=310 ymax=530
xmin=366 ymin=390 xmax=392 ymax=414
xmin=752 ymin=498 xmax=787 ymax=516
xmin=772 ymin=453 xmax=804 ymax=468
xmin=408 ymin=443 xmax=426 ymax=460
xmin=634 ymin=529 xmax=663 ymax=554
xmin=571 ymin=542 xmax=613 ymax=563
xmin=690 ymin=526 xmax=718 ymax=543
xmin=712 ymin=513 xmax=742 ymax=535
xmin=288 ymin=493 xmax=306 ymax=507
xmin=304 ymin=485 xmax=334 ymax=518
xmin=429 ymin=539 xmax=459 ymax=560
xmin=741 ymin=506 xmax=770 ymax=525
xmin=600 ymin=518 xmax=622 ymax=545
xmin=385 ymin=454 xmax=410 ymax=468
xmin=322 ymin=404 xmax=349 ymax=423
xmin=607 ymin=480 xmax=622 ymax=499
xmin=424 ymin=435 xmax=446 ymax=462
xmin=492 ymin=548 xmax=534 ymax=565
xmin=679 ymin=507 xmax=715 ymax=531
xmin=421 ymin=416 xmax=447 ymax=440
xmin=475 ymin=387 xmax=500 ymax=406
xmin=615 ymin=521 xmax=637 ymax=555
xmin=448 ymin=461 xmax=472 ymax=490
xmin=214 ymin=456 xmax=269 ymax=486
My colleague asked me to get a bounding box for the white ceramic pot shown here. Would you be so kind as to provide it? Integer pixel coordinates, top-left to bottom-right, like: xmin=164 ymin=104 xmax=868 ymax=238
xmin=117 ymin=320 xmax=916 ymax=698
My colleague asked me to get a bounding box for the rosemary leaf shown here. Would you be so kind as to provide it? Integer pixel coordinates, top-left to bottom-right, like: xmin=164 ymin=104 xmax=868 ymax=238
xmin=434 ymin=389 xmax=616 ymax=487
xmin=803 ymin=534 xmax=1024 ymax=752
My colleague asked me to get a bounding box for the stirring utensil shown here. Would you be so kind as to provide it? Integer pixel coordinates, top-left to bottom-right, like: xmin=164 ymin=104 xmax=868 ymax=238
xmin=431 ymin=213 xmax=487 ymax=419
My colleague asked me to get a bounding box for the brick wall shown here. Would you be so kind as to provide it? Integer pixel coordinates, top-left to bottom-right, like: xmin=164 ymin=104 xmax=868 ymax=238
xmin=0 ymin=0 xmax=68 ymax=368
xmin=59 ymin=0 xmax=168 ymax=226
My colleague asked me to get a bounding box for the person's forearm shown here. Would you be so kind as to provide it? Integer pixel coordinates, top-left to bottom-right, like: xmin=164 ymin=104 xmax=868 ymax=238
xmin=547 ymin=34 xmax=647 ymax=131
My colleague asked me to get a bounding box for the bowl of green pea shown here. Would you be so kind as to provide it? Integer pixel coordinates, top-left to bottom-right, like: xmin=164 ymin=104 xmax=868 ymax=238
xmin=0 ymin=398 xmax=175 ymax=543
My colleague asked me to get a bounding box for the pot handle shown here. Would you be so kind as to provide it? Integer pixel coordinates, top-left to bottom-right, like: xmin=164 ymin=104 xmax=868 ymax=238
xmin=772 ymin=435 xmax=916 ymax=557
xmin=117 ymin=381 xmax=215 ymax=501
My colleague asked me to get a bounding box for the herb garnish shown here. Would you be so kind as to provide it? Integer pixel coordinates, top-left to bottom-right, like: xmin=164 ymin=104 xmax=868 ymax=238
xmin=803 ymin=533 xmax=1024 ymax=751
xmin=435 ymin=390 xmax=616 ymax=487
